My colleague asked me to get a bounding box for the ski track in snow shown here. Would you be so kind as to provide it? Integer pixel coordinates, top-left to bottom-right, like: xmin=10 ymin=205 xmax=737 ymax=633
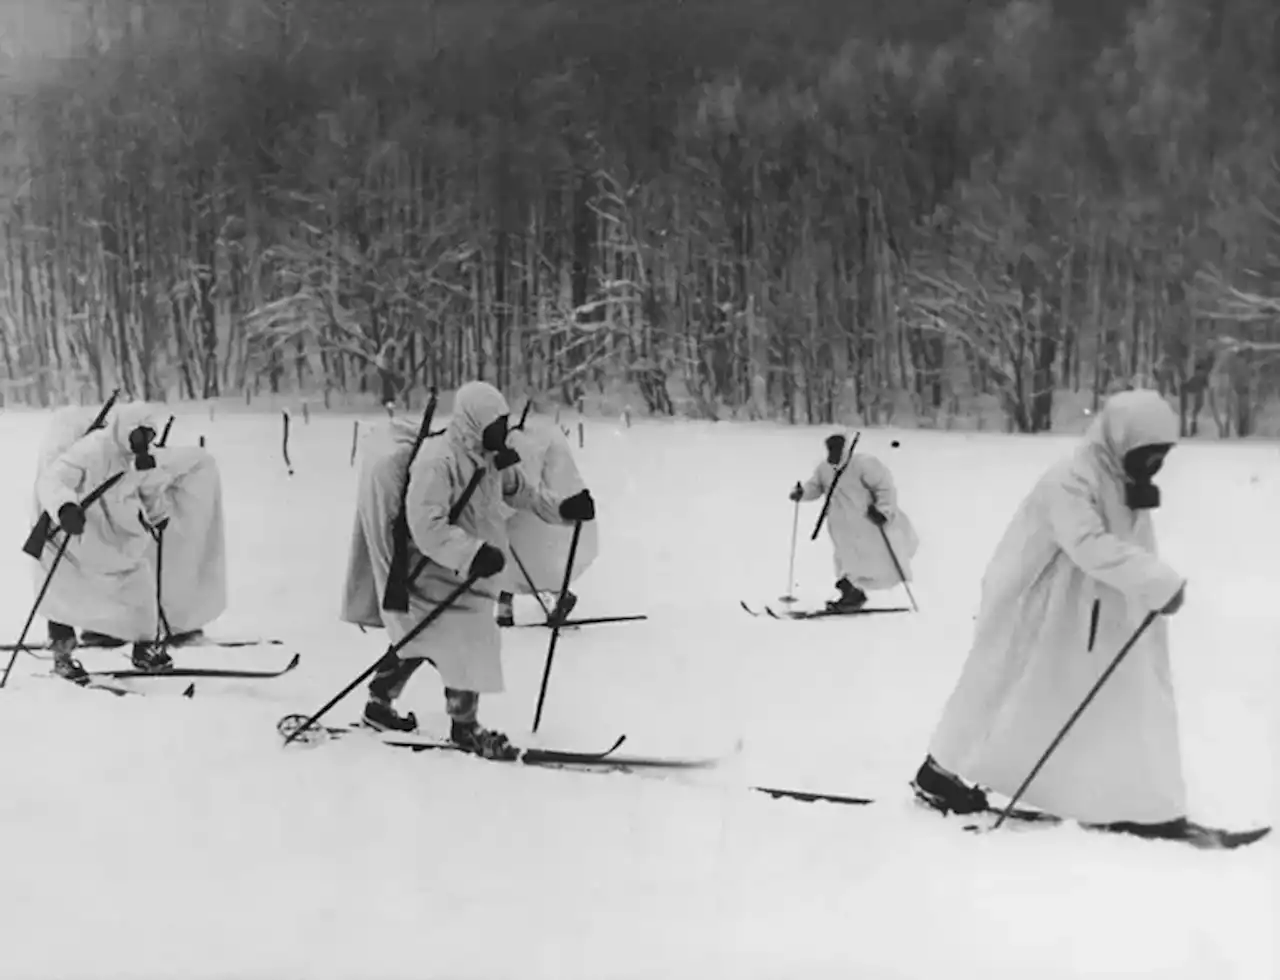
xmin=0 ymin=405 xmax=1274 ymax=980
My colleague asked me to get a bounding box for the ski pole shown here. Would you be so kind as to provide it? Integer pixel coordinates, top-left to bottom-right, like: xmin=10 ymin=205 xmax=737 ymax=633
xmin=153 ymin=416 xmax=175 ymax=646
xmin=877 ymin=524 xmax=919 ymax=612
xmin=282 ymin=572 xmax=481 ymax=745
xmin=510 ymin=546 xmax=554 ymax=621
xmin=532 ymin=520 xmax=583 ymax=733
xmin=780 ymin=498 xmax=800 ymax=604
xmin=990 ymin=612 xmax=1158 ymax=830
xmin=153 ymin=524 xmax=174 ymax=647
xmin=2 ymin=471 xmax=127 ymax=688
xmin=0 ymin=536 xmax=72 ymax=689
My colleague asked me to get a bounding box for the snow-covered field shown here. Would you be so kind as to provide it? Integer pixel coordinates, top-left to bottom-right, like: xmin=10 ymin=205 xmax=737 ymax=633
xmin=0 ymin=403 xmax=1274 ymax=980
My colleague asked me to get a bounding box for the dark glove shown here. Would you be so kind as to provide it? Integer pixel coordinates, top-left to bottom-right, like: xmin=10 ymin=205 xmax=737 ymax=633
xmin=559 ymin=489 xmax=596 ymax=522
xmin=789 ymin=482 xmax=804 ymax=502
xmin=1160 ymin=583 xmax=1185 ymax=616
xmin=468 ymin=543 xmax=506 ymax=579
xmin=493 ymin=446 xmax=521 ymax=471
xmin=866 ymin=505 xmax=887 ymax=527
xmin=57 ymin=502 xmax=86 ymax=536
xmin=134 ymin=452 xmax=156 ymax=471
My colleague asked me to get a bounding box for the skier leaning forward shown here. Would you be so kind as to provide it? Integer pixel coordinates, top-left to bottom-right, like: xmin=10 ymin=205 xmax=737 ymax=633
xmin=32 ymin=401 xmax=228 ymax=682
xmin=912 ymin=390 xmax=1221 ymax=843
xmin=342 ymin=381 xmax=597 ymax=760
xmin=791 ymin=432 xmax=919 ymax=611
xmin=495 ymin=412 xmax=599 ymax=627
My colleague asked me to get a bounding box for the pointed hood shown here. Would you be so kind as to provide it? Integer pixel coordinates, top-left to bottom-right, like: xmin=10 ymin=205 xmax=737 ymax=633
xmin=1080 ymin=390 xmax=1179 ymax=479
xmin=447 ymin=382 xmax=510 ymax=453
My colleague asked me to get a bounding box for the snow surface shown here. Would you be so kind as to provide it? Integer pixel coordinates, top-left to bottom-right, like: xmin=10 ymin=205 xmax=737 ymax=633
xmin=0 ymin=404 xmax=1274 ymax=980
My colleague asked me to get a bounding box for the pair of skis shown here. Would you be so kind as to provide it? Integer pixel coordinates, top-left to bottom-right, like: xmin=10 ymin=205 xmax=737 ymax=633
xmin=740 ymin=601 xmax=909 ymax=620
xmin=754 ymin=785 xmax=1268 ymax=849
xmin=1 ymin=636 xmax=284 ymax=652
xmin=45 ymin=648 xmax=300 ymax=699
xmin=276 ymin=714 xmax=735 ymax=774
xmin=273 ymin=715 xmax=1270 ymax=850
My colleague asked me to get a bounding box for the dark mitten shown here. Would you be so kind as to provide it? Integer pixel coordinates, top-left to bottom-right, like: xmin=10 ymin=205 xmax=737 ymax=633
xmin=559 ymin=489 xmax=596 ymax=522
xmin=134 ymin=452 xmax=156 ymax=471
xmin=493 ymin=446 xmax=521 ymax=471
xmin=825 ymin=434 xmax=846 ymax=466
xmin=468 ymin=543 xmax=506 ymax=579
xmin=866 ymin=505 xmax=887 ymax=527
xmin=57 ymin=502 xmax=86 ymax=536
xmin=789 ymin=482 xmax=804 ymax=502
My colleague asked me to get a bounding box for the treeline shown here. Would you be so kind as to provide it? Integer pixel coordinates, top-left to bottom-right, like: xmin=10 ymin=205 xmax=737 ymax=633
xmin=0 ymin=0 xmax=1278 ymax=434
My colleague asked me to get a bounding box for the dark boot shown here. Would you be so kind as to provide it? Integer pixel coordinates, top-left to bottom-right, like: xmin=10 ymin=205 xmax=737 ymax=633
xmin=445 ymin=687 xmax=518 ymax=761
xmin=827 ymin=578 xmax=868 ymax=612
xmin=362 ymin=654 xmax=424 ymax=732
xmin=48 ymin=627 xmax=89 ymax=685
xmin=131 ymin=643 xmax=173 ymax=672
xmin=362 ymin=698 xmax=419 ymax=733
xmin=496 ymin=592 xmax=514 ymax=628
xmin=911 ymin=755 xmax=990 ymax=815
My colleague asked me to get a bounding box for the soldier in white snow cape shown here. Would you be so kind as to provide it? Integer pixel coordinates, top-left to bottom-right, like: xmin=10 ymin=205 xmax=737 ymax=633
xmin=341 ymin=381 xmax=597 ymax=760
xmin=31 ymin=401 xmax=228 ymax=682
xmin=495 ymin=410 xmax=599 ymax=626
xmin=913 ymin=390 xmax=1194 ymax=837
xmin=790 ymin=432 xmax=918 ymax=611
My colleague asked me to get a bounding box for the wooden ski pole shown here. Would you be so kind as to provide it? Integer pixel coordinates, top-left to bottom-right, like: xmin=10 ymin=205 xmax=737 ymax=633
xmin=780 ymin=498 xmax=800 ymax=604
xmin=282 ymin=573 xmax=481 ymax=745
xmin=532 ymin=520 xmax=583 ymax=733
xmin=989 ymin=612 xmax=1158 ymax=830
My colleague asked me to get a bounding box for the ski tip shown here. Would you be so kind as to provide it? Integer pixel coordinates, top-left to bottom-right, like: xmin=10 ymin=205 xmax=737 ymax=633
xmin=606 ymin=734 xmax=627 ymax=753
xmin=284 ymin=653 xmax=302 ymax=671
xmin=1199 ymin=825 xmax=1272 ymax=849
xmin=182 ymin=683 xmax=195 ymax=699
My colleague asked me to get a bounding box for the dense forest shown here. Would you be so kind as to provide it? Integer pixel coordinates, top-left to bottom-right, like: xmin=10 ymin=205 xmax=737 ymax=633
xmin=0 ymin=0 xmax=1277 ymax=434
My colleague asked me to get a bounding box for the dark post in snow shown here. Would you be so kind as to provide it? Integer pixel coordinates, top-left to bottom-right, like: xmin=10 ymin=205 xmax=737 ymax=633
xmin=282 ymin=410 xmax=294 ymax=476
